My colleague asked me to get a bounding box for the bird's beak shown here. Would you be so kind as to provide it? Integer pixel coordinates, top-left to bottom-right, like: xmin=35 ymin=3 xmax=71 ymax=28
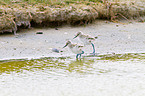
xmin=63 ymin=43 xmax=68 ymax=48
xmin=73 ymin=34 xmax=79 ymax=39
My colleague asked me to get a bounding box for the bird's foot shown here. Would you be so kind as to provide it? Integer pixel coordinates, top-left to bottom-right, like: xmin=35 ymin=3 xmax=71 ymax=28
xmin=90 ymin=52 xmax=98 ymax=56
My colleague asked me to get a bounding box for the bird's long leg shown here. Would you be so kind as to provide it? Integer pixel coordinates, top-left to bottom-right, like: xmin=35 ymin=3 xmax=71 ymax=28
xmin=91 ymin=43 xmax=95 ymax=54
xmin=76 ymin=54 xmax=79 ymax=59
xmin=79 ymin=54 xmax=81 ymax=58
xmin=79 ymin=51 xmax=84 ymax=58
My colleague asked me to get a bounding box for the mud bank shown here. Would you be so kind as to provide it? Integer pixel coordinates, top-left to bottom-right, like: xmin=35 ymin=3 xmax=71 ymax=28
xmin=0 ymin=20 xmax=145 ymax=60
xmin=0 ymin=1 xmax=145 ymax=34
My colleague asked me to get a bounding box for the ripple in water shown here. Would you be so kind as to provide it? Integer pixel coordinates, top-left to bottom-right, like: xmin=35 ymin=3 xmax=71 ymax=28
xmin=0 ymin=53 xmax=145 ymax=96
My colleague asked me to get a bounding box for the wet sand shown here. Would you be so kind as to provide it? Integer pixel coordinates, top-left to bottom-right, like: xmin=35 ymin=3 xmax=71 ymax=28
xmin=0 ymin=20 xmax=145 ymax=60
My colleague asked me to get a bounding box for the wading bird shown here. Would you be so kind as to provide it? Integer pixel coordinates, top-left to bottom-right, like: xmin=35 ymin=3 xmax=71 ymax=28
xmin=73 ymin=31 xmax=98 ymax=55
xmin=63 ymin=40 xmax=84 ymax=59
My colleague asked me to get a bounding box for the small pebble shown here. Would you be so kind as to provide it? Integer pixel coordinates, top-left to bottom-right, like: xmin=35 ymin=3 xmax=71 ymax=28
xmin=55 ymin=28 xmax=58 ymax=30
xmin=52 ymin=48 xmax=59 ymax=53
xmin=36 ymin=31 xmax=43 ymax=34
xmin=105 ymin=21 xmax=108 ymax=23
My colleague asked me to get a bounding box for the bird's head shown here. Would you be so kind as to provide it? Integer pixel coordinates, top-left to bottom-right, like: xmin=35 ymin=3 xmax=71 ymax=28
xmin=73 ymin=31 xmax=82 ymax=39
xmin=63 ymin=40 xmax=71 ymax=48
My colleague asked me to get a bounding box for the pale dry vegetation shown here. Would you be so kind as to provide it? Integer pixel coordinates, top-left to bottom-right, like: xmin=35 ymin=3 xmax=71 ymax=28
xmin=0 ymin=0 xmax=145 ymax=34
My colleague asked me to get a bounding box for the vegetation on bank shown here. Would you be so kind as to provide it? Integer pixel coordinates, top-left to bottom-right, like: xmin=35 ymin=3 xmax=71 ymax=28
xmin=1 ymin=0 xmax=101 ymax=4
xmin=0 ymin=0 xmax=145 ymax=34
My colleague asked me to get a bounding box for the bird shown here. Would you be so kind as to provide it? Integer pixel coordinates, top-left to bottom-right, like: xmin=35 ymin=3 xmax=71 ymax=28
xmin=63 ymin=40 xmax=84 ymax=59
xmin=73 ymin=31 xmax=98 ymax=55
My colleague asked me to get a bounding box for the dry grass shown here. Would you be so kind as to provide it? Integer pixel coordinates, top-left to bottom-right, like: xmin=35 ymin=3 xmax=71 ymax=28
xmin=0 ymin=0 xmax=145 ymax=34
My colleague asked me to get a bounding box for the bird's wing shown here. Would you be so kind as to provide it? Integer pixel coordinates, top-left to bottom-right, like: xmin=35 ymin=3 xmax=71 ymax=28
xmin=87 ymin=35 xmax=95 ymax=40
xmin=94 ymin=36 xmax=98 ymax=39
xmin=82 ymin=34 xmax=94 ymax=40
xmin=71 ymin=44 xmax=83 ymax=48
xmin=78 ymin=45 xmax=84 ymax=48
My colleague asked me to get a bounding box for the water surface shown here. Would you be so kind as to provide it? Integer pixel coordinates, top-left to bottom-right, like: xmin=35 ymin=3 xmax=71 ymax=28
xmin=0 ymin=53 xmax=145 ymax=96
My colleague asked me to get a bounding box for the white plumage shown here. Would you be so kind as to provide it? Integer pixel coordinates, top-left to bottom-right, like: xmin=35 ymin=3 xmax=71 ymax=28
xmin=63 ymin=40 xmax=84 ymax=58
xmin=73 ymin=31 xmax=97 ymax=54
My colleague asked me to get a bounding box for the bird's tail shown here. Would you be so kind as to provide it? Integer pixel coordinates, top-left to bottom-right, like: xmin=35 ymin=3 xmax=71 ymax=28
xmin=94 ymin=36 xmax=98 ymax=39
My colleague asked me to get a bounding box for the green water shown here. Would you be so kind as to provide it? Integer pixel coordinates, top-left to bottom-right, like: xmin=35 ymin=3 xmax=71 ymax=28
xmin=0 ymin=58 xmax=95 ymax=75
xmin=1 ymin=53 xmax=145 ymax=74
xmin=0 ymin=53 xmax=145 ymax=96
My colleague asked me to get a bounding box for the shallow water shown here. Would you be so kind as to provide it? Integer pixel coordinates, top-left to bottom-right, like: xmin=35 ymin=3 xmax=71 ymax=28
xmin=0 ymin=53 xmax=145 ymax=96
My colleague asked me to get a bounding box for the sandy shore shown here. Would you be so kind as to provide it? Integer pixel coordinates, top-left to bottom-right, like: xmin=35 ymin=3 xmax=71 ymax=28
xmin=0 ymin=20 xmax=145 ymax=60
